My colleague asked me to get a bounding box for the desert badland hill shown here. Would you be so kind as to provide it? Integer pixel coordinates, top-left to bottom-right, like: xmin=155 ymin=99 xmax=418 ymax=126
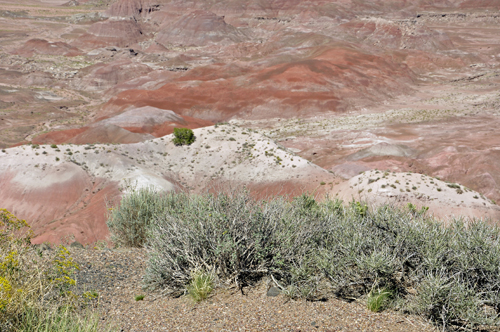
xmin=1 ymin=0 xmax=500 ymax=244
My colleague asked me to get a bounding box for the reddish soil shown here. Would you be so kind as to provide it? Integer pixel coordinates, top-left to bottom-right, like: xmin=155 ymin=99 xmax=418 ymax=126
xmin=13 ymin=39 xmax=83 ymax=57
xmin=75 ymin=19 xmax=147 ymax=48
xmin=124 ymin=113 xmax=214 ymax=136
xmin=32 ymin=107 xmax=214 ymax=144
xmin=1 ymin=0 xmax=500 ymax=247
xmin=102 ymin=46 xmax=415 ymax=121
xmin=156 ymin=10 xmax=248 ymax=47
xmin=33 ymin=128 xmax=88 ymax=145
xmin=0 ymin=164 xmax=120 ymax=244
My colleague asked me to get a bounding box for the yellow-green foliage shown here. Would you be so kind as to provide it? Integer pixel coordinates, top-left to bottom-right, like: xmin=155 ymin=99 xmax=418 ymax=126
xmin=52 ymin=245 xmax=79 ymax=289
xmin=0 ymin=209 xmax=86 ymax=330
xmin=0 ymin=209 xmax=32 ymax=315
xmin=0 ymin=208 xmax=32 ymax=246
xmin=187 ymin=270 xmax=214 ymax=303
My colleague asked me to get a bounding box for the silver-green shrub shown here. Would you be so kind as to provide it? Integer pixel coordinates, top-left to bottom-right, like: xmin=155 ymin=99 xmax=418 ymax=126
xmin=109 ymin=189 xmax=500 ymax=329
xmin=142 ymin=191 xmax=323 ymax=295
xmin=106 ymin=187 xmax=168 ymax=247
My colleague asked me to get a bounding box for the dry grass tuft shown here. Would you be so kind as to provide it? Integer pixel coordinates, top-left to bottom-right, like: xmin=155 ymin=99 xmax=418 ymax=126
xmin=187 ymin=270 xmax=215 ymax=303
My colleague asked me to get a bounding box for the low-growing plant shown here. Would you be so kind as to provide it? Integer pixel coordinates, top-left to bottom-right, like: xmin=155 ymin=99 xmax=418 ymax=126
xmin=406 ymin=203 xmax=429 ymax=216
xmin=134 ymin=295 xmax=145 ymax=301
xmin=141 ymin=190 xmax=321 ymax=296
xmin=186 ymin=270 xmax=215 ymax=302
xmin=350 ymin=201 xmax=368 ymax=217
xmin=12 ymin=306 xmax=113 ymax=332
xmin=367 ymin=287 xmax=392 ymax=312
xmin=82 ymin=291 xmax=99 ymax=302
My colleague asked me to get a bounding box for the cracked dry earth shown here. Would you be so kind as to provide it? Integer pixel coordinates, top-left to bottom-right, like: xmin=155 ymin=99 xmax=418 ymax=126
xmin=70 ymin=248 xmax=437 ymax=332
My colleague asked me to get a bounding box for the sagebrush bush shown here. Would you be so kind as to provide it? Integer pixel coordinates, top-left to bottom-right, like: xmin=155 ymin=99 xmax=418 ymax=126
xmin=106 ymin=187 xmax=169 ymax=248
xmin=142 ymin=191 xmax=322 ymax=295
xmin=108 ymin=189 xmax=500 ymax=329
xmin=172 ymin=128 xmax=195 ymax=146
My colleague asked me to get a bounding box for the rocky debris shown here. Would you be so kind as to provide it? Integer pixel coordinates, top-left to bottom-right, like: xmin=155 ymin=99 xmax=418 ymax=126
xmin=68 ymin=248 xmax=435 ymax=331
xmin=67 ymin=11 xmax=105 ymax=23
xmin=72 ymin=248 xmax=146 ymax=300
xmin=266 ymin=286 xmax=281 ymax=297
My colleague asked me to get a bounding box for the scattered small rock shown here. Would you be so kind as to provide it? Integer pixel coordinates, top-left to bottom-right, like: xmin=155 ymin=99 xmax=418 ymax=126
xmin=70 ymin=241 xmax=85 ymax=249
xmin=267 ymin=286 xmax=281 ymax=297
xmin=33 ymin=243 xmax=52 ymax=251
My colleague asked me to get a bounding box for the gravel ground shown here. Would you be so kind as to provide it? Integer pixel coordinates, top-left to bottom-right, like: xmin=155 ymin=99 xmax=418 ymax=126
xmin=70 ymin=247 xmax=437 ymax=332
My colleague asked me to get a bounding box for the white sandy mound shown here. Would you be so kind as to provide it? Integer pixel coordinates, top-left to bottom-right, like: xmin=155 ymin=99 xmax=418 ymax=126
xmin=0 ymin=124 xmax=336 ymax=243
xmin=0 ymin=124 xmax=333 ymax=196
xmin=333 ymin=170 xmax=500 ymax=221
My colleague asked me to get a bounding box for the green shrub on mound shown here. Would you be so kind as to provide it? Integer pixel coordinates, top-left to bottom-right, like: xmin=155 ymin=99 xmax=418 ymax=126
xmin=172 ymin=128 xmax=195 ymax=146
xmin=109 ymin=189 xmax=500 ymax=330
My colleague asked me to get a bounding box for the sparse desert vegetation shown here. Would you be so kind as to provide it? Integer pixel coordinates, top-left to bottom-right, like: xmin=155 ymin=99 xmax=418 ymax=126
xmin=2 ymin=0 xmax=500 ymax=330
xmin=105 ymin=188 xmax=500 ymax=330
